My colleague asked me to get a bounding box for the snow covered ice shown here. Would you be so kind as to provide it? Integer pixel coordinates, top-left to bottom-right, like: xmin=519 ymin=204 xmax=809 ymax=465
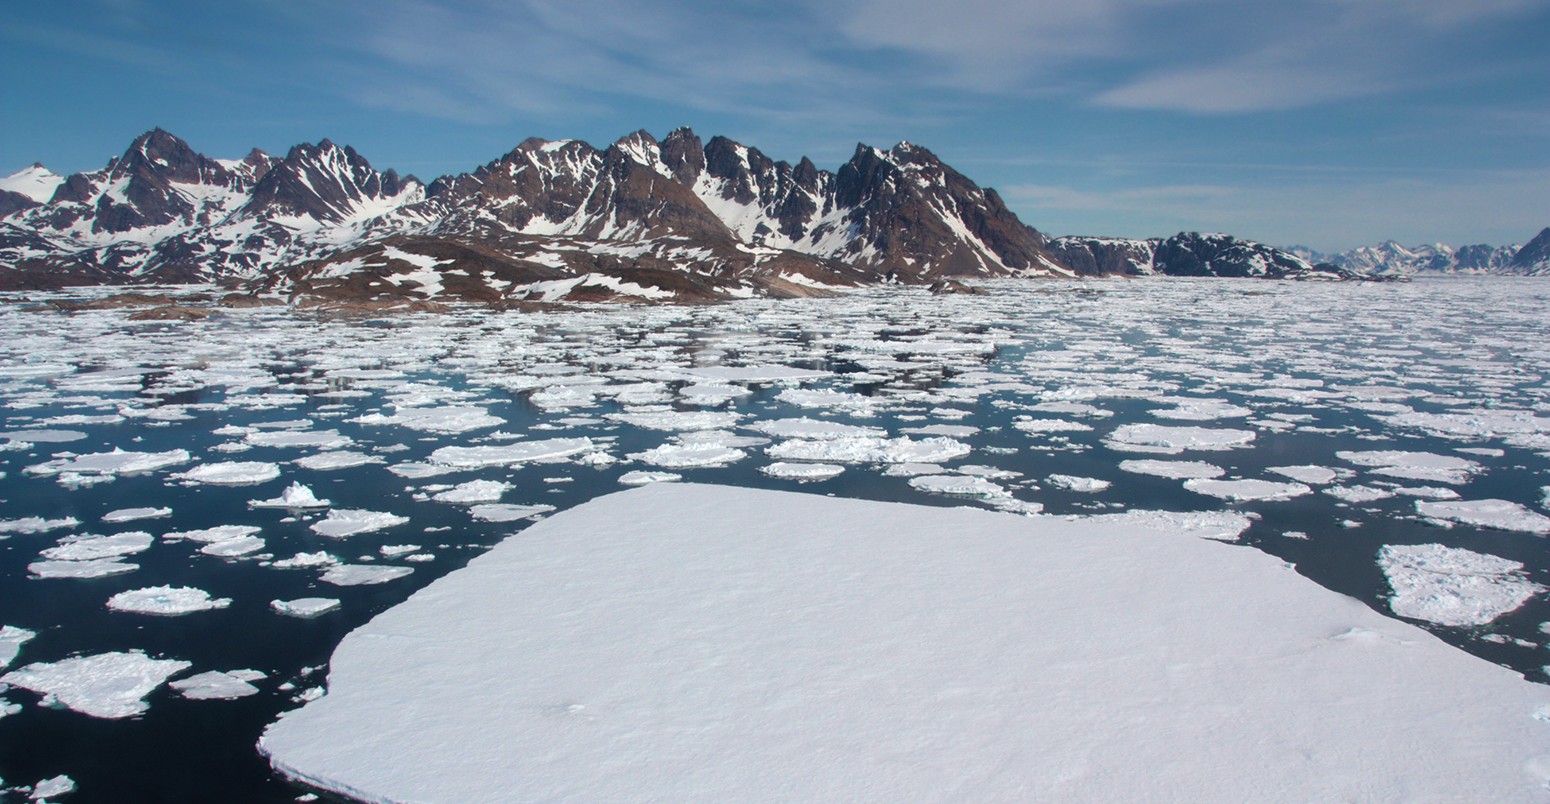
xmin=106 ymin=586 xmax=232 ymax=615
xmin=259 ymin=484 xmax=1550 ymax=802
xmin=2 ymin=651 xmax=190 ymax=719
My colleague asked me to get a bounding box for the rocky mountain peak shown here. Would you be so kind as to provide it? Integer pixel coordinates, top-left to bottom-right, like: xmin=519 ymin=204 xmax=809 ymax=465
xmin=1511 ymin=227 xmax=1550 ymax=272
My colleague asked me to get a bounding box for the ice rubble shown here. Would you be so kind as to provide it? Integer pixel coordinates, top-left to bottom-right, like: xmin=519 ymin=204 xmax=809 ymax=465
xmin=249 ymin=482 xmax=330 ymax=509
xmin=1046 ymin=474 xmax=1111 ymax=492
xmin=260 ymin=485 xmax=1550 ymax=801
xmin=2 ymin=650 xmax=190 ymax=719
xmin=107 ymin=586 xmax=232 ymax=615
xmin=1379 ymin=544 xmax=1542 ymax=626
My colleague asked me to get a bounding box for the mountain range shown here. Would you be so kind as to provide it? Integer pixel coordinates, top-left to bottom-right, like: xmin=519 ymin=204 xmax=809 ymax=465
xmin=0 ymin=128 xmax=1538 ymax=307
xmin=1287 ymin=234 xmax=1550 ymax=277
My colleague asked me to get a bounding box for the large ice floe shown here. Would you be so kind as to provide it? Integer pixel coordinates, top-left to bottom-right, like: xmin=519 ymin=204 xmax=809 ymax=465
xmin=2 ymin=650 xmax=190 ymax=719
xmin=260 ymin=484 xmax=1550 ymax=801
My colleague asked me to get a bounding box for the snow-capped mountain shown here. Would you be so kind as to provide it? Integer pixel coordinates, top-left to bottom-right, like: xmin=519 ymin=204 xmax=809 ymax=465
xmin=1049 ymin=232 xmax=1360 ymax=280
xmin=1290 ymin=233 xmax=1550 ymax=276
xmin=0 ymin=128 xmax=1071 ymax=303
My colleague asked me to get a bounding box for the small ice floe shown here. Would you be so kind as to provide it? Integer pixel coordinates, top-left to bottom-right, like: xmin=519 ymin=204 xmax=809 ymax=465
xmin=1456 ymin=447 xmax=1506 ymax=458
xmin=310 ymin=510 xmax=410 ymax=538
xmin=25 ymin=448 xmax=190 ymax=482
xmin=380 ymin=545 xmax=421 ymax=558
xmin=319 ymin=565 xmax=414 ymax=587
xmin=1 ymin=429 xmax=87 ymax=443
xmin=1012 ymin=418 xmax=1093 ymax=434
xmin=164 ymin=525 xmax=262 ymax=544
xmin=245 ymin=429 xmax=353 ymax=450
xmin=40 ymin=532 xmax=153 ymax=561
xmin=294 ymin=451 xmax=384 ymax=471
xmin=678 ymin=384 xmax=750 ymax=406
xmin=28 ymin=774 xmax=76 ymax=800
xmin=1335 ymin=450 xmax=1481 ymax=485
xmin=766 ymin=435 xmax=969 ymax=464
xmin=353 ymin=406 xmax=504 ymax=435
xmin=1267 ymin=465 xmax=1340 ymax=485
xmin=744 ymin=418 xmax=886 ymax=440
xmin=1047 ymin=475 xmax=1111 ymax=493
xmin=1415 ymin=499 xmax=1550 ymax=534
xmin=201 ymin=537 xmax=265 ymax=558
xmin=1393 ymin=486 xmax=1461 ymax=500
xmin=249 ymin=482 xmax=331 ymax=509
xmin=1149 ymin=398 xmax=1253 ymax=421
xmin=628 ymin=443 xmax=746 ymax=468
xmin=882 ymin=462 xmax=945 ymax=477
xmin=617 ymin=471 xmax=681 ymax=486
xmin=1 ymin=626 xmax=37 ymax=670
xmin=675 ymin=430 xmax=769 ymax=449
xmin=0 ymin=517 xmax=80 ymax=535
xmin=432 ymin=480 xmax=511 ymax=504
xmin=901 ymin=424 xmax=979 ymax=438
xmin=28 ymin=559 xmax=138 ymax=580
xmin=1183 ymin=479 xmax=1313 ymax=502
xmin=169 ymin=669 xmax=265 ymax=700
xmin=1104 ymin=424 xmax=1255 ymax=454
xmin=1092 ymin=509 xmax=1254 ymax=542
xmin=386 ymin=462 xmax=462 ymax=479
xmin=1324 ymin=485 xmax=1395 ymax=503
xmin=1379 ymin=543 xmax=1542 ymax=626
xmin=428 ymin=438 xmax=594 ymax=469
xmin=908 ymin=474 xmax=1010 ymax=498
xmin=760 ymin=462 xmax=844 ymax=482
xmin=467 ymin=504 xmax=554 ymax=523
xmin=775 ymin=388 xmax=877 ymax=415
xmin=101 ymin=507 xmax=171 ymax=524
xmin=676 ymin=365 xmax=829 ymax=384
xmin=1117 ymin=459 xmax=1225 ymax=480
xmin=1 ymin=650 xmax=191 ymax=719
xmin=107 ymin=586 xmax=232 ymax=615
xmin=271 ymin=598 xmax=341 ymax=618
xmin=605 ymin=410 xmax=742 ymax=432
xmin=170 ymin=461 xmax=281 ymax=486
xmin=271 ymin=552 xmax=339 ymax=569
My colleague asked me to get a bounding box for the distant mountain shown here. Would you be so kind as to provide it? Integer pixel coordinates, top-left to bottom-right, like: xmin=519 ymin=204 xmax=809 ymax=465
xmin=1290 ymin=233 xmax=1550 ymax=276
xmin=0 ymin=128 xmax=1073 ymax=304
xmin=1049 ymin=232 xmax=1362 ymax=280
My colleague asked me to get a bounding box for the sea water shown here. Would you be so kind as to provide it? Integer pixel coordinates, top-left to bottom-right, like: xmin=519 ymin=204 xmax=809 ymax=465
xmin=0 ymin=276 xmax=1547 ymax=800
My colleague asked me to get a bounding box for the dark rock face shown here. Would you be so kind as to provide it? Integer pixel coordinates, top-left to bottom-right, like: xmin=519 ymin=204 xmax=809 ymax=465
xmin=1047 ymin=237 xmax=1155 ymax=277
xmin=1152 ymin=232 xmax=1359 ymax=280
xmin=0 ymin=189 xmax=39 ymax=218
xmin=1510 ymin=227 xmax=1550 ymax=274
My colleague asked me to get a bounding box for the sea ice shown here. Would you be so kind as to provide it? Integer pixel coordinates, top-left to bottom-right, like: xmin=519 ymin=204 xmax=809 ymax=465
xmin=294 ymin=451 xmax=383 ymax=471
xmin=744 ymin=418 xmax=886 ymax=440
xmin=432 ymin=480 xmax=511 ymax=504
xmin=271 ymin=598 xmax=341 ymax=618
xmin=319 ymin=565 xmax=414 ymax=587
xmin=1117 ymin=459 xmax=1225 ymax=480
xmin=1325 ymin=485 xmax=1396 ymax=503
xmin=1335 ymin=450 xmax=1481 ymax=485
xmin=1104 ymin=424 xmax=1255 ymax=454
xmin=1267 ymin=465 xmax=1340 ymax=485
xmin=353 ymin=406 xmax=503 ymax=435
xmin=107 ymin=586 xmax=232 ymax=615
xmin=0 ymin=517 xmax=79 ymax=535
xmin=605 ymin=410 xmax=742 ymax=432
xmin=29 ymin=774 xmax=75 ymax=800
xmin=25 ymin=448 xmax=190 ymax=480
xmin=244 ymin=429 xmax=352 ymax=449
xmin=271 ymin=552 xmax=338 ymax=569
xmin=908 ymin=474 xmax=1009 ymax=498
xmin=1149 ymin=398 xmax=1253 ymax=421
xmin=627 ymin=443 xmax=745 ymax=468
xmin=428 ymin=438 xmax=594 ymax=468
xmin=259 ymin=484 xmax=1550 ymax=801
xmin=467 ymin=504 xmax=554 ymax=523
xmin=249 ymin=482 xmax=331 ymax=509
xmin=39 ymin=532 xmax=152 ymax=561
xmin=2 ymin=650 xmax=190 ymax=719
xmin=201 ymin=536 xmax=265 ymax=557
xmin=171 ymin=461 xmax=281 ymax=486
xmin=1379 ymin=543 xmax=1542 ymax=626
xmin=1183 ymin=479 xmax=1313 ymax=502
xmin=101 ymin=507 xmax=171 ymax=523
xmin=0 ymin=626 xmax=36 ymax=670
xmin=164 ymin=525 xmax=262 ymax=544
xmin=766 ymin=435 xmax=970 ymax=464
xmin=617 ymin=471 xmax=682 ymax=485
xmin=28 ymin=559 xmax=138 ymax=580
xmin=1046 ymin=475 xmax=1111 ymax=493
xmin=760 ymin=462 xmax=844 ymax=481
xmin=1012 ymin=418 xmax=1093 ymax=434
xmin=310 ymin=510 xmax=410 ymax=538
xmin=1416 ymin=500 xmax=1550 ymax=534
xmin=169 ymin=670 xmax=265 ymax=700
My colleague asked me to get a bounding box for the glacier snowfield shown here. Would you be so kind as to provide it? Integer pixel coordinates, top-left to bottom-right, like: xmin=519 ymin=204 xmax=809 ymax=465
xmin=0 ymin=276 xmax=1548 ymax=799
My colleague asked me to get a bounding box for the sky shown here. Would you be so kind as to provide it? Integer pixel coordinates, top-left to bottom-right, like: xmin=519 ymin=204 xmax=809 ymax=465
xmin=1 ymin=0 xmax=1548 ymax=252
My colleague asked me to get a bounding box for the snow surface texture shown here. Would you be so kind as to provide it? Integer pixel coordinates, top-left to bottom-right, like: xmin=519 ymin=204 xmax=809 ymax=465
xmin=260 ymin=484 xmax=1550 ymax=802
xmin=1379 ymin=544 xmax=1542 ymax=626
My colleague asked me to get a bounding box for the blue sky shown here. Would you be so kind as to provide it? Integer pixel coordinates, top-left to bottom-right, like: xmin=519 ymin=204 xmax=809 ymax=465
xmin=2 ymin=0 xmax=1547 ymax=251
